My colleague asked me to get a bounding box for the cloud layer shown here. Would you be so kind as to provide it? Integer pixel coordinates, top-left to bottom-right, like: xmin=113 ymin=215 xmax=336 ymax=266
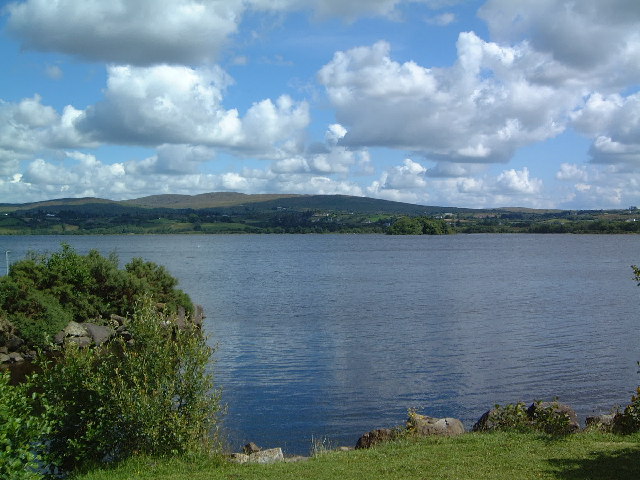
xmin=2 ymin=0 xmax=640 ymax=208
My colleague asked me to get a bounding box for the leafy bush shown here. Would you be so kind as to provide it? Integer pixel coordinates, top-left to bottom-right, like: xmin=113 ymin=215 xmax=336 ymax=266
xmin=612 ymin=386 xmax=640 ymax=434
xmin=0 ymin=371 xmax=50 ymax=480
xmin=0 ymin=244 xmax=193 ymax=349
xmin=33 ymin=299 xmax=220 ymax=473
xmin=482 ymin=401 xmax=573 ymax=435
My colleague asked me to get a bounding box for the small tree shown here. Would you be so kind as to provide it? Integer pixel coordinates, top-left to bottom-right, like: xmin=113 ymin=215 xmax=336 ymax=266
xmin=34 ymin=298 xmax=220 ymax=473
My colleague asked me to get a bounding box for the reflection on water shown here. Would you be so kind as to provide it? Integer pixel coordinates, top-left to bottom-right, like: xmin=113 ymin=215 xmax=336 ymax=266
xmin=1 ymin=234 xmax=639 ymax=454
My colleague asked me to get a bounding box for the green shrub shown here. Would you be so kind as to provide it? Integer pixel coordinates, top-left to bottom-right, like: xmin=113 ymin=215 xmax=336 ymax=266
xmin=483 ymin=401 xmax=573 ymax=435
xmin=33 ymin=298 xmax=220 ymax=474
xmin=0 ymin=244 xmax=194 ymax=349
xmin=0 ymin=371 xmax=50 ymax=480
xmin=612 ymin=386 xmax=640 ymax=434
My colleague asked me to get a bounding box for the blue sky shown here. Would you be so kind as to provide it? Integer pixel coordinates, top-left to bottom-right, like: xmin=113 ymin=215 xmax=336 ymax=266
xmin=0 ymin=0 xmax=639 ymax=209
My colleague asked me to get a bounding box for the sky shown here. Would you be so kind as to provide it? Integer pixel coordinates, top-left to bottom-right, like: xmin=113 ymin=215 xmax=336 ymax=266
xmin=0 ymin=0 xmax=639 ymax=209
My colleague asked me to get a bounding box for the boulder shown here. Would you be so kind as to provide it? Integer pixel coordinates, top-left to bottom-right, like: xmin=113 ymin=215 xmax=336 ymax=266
xmin=586 ymin=414 xmax=615 ymax=430
xmin=408 ymin=413 xmax=465 ymax=437
xmin=0 ymin=346 xmax=7 ymax=355
xmin=84 ymin=323 xmax=115 ymax=346
xmin=0 ymin=353 xmax=10 ymax=363
xmin=230 ymin=448 xmax=284 ymax=464
xmin=527 ymin=401 xmax=580 ymax=432
xmin=63 ymin=321 xmax=90 ymax=338
xmin=472 ymin=408 xmax=499 ymax=432
xmin=6 ymin=334 xmax=24 ymax=352
xmin=66 ymin=336 xmax=93 ymax=348
xmin=243 ymin=442 xmax=261 ymax=454
xmin=8 ymin=352 xmax=24 ymax=363
xmin=355 ymin=428 xmax=397 ymax=449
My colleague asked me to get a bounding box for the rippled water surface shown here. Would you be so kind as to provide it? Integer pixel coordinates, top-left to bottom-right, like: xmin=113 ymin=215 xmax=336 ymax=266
xmin=2 ymin=234 xmax=640 ymax=454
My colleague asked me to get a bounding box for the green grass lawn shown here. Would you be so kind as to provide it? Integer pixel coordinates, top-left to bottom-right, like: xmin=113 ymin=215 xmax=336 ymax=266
xmin=73 ymin=431 xmax=640 ymax=480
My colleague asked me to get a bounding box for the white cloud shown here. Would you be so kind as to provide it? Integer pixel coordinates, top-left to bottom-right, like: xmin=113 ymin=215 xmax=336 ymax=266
xmin=496 ymin=167 xmax=541 ymax=194
xmin=318 ymin=36 xmax=575 ymax=164
xmin=479 ymin=0 xmax=640 ymax=90
xmin=556 ymin=163 xmax=588 ymax=182
xmin=76 ymin=65 xmax=309 ymax=155
xmin=5 ymin=0 xmax=243 ymax=65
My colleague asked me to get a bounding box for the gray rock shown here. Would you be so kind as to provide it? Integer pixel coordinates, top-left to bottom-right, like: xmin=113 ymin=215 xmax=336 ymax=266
xmin=355 ymin=428 xmax=397 ymax=449
xmin=586 ymin=414 xmax=615 ymax=430
xmin=193 ymin=304 xmax=205 ymax=327
xmin=243 ymin=442 xmax=261 ymax=454
xmin=63 ymin=321 xmax=89 ymax=338
xmin=110 ymin=314 xmax=126 ymax=326
xmin=0 ymin=346 xmax=7 ymax=354
xmin=408 ymin=413 xmax=465 ymax=437
xmin=0 ymin=353 xmax=10 ymax=363
xmin=84 ymin=323 xmax=115 ymax=345
xmin=66 ymin=336 xmax=93 ymax=348
xmin=53 ymin=330 xmax=65 ymax=345
xmin=6 ymin=334 xmax=24 ymax=351
xmin=230 ymin=448 xmax=284 ymax=464
xmin=249 ymin=448 xmax=284 ymax=464
xmin=8 ymin=352 xmax=24 ymax=363
xmin=335 ymin=446 xmax=354 ymax=452
xmin=472 ymin=409 xmax=498 ymax=432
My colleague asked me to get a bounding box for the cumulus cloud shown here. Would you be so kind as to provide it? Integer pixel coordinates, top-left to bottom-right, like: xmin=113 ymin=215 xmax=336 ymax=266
xmin=571 ymin=92 xmax=640 ymax=164
xmin=318 ymin=36 xmax=574 ymax=164
xmin=479 ymin=0 xmax=640 ymax=89
xmin=76 ymin=64 xmax=309 ymax=155
xmin=5 ymin=0 xmax=243 ymax=65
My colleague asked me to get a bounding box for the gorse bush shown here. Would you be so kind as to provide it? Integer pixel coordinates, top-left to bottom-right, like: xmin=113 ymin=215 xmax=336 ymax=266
xmin=33 ymin=299 xmax=221 ymax=474
xmin=0 ymin=371 xmax=50 ymax=480
xmin=0 ymin=244 xmax=194 ymax=348
xmin=481 ymin=401 xmax=574 ymax=435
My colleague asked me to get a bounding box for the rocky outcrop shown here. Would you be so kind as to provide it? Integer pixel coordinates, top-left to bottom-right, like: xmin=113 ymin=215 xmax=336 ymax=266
xmin=407 ymin=413 xmax=465 ymax=437
xmin=54 ymin=321 xmax=116 ymax=348
xmin=230 ymin=445 xmax=285 ymax=464
xmin=355 ymin=428 xmax=399 ymax=449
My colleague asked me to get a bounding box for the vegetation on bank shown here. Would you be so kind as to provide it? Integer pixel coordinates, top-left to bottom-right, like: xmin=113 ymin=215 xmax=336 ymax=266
xmin=73 ymin=431 xmax=640 ymax=480
xmin=0 ymin=244 xmax=193 ymax=348
xmin=2 ymin=193 xmax=640 ymax=234
xmin=0 ymin=247 xmax=220 ymax=479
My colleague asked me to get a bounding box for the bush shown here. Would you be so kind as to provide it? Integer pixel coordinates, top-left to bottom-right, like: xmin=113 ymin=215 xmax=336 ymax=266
xmin=481 ymin=400 xmax=574 ymax=435
xmin=0 ymin=371 xmax=50 ymax=480
xmin=33 ymin=299 xmax=220 ymax=473
xmin=0 ymin=244 xmax=194 ymax=349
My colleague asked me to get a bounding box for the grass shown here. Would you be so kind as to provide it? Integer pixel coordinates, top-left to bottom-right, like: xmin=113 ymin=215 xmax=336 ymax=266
xmin=72 ymin=431 xmax=640 ymax=480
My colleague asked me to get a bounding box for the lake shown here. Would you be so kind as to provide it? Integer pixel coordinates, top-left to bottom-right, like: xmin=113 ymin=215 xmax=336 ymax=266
xmin=1 ymin=234 xmax=639 ymax=454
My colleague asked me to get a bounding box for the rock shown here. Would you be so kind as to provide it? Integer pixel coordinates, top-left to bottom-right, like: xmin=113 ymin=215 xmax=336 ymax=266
xmin=0 ymin=346 xmax=7 ymax=354
xmin=230 ymin=448 xmax=284 ymax=464
xmin=8 ymin=352 xmax=24 ymax=363
xmin=586 ymin=414 xmax=615 ymax=430
xmin=472 ymin=409 xmax=499 ymax=432
xmin=527 ymin=401 xmax=580 ymax=432
xmin=6 ymin=334 xmax=24 ymax=351
xmin=0 ymin=353 xmax=10 ymax=363
xmin=66 ymin=336 xmax=93 ymax=348
xmin=53 ymin=331 xmax=65 ymax=345
xmin=193 ymin=304 xmax=205 ymax=327
xmin=63 ymin=321 xmax=89 ymax=338
xmin=110 ymin=314 xmax=126 ymax=326
xmin=243 ymin=442 xmax=261 ymax=454
xmin=84 ymin=323 xmax=115 ymax=346
xmin=250 ymin=448 xmax=284 ymax=464
xmin=408 ymin=413 xmax=465 ymax=437
xmin=355 ymin=428 xmax=397 ymax=449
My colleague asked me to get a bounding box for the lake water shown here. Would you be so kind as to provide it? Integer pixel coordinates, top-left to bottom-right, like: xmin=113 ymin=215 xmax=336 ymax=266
xmin=1 ymin=234 xmax=640 ymax=454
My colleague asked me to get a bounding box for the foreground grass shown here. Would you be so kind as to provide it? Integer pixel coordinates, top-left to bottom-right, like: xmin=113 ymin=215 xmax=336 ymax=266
xmin=73 ymin=431 xmax=640 ymax=480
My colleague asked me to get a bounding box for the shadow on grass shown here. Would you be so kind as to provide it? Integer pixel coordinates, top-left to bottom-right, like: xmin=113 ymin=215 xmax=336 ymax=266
xmin=548 ymin=447 xmax=640 ymax=480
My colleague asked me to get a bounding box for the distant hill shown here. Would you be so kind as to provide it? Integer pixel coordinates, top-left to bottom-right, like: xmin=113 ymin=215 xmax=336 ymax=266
xmin=2 ymin=192 xmax=472 ymax=216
